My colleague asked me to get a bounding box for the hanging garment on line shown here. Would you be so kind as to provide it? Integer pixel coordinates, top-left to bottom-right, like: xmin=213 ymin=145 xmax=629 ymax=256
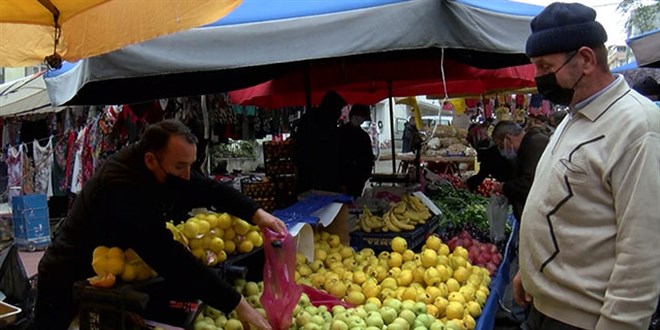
xmin=21 ymin=144 xmax=34 ymax=194
xmin=71 ymin=127 xmax=88 ymax=194
xmin=33 ymin=137 xmax=54 ymax=198
xmin=6 ymin=145 xmax=23 ymax=202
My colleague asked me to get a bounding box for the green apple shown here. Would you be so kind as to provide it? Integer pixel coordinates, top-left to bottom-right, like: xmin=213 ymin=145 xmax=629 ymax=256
xmin=299 ymin=293 xmax=311 ymax=307
xmin=311 ymin=315 xmax=325 ymax=325
xmin=429 ymin=321 xmax=445 ymax=330
xmin=413 ymin=302 xmax=427 ymax=315
xmin=214 ymin=315 xmax=227 ymax=327
xmin=365 ymin=311 xmax=384 ymax=328
xmin=296 ymin=311 xmax=313 ymax=327
xmin=416 ymin=314 xmax=434 ymax=328
xmin=244 ymin=282 xmax=260 ymax=296
xmin=399 ymin=310 xmax=416 ymax=326
xmin=393 ymin=317 xmax=411 ymax=330
xmin=363 ymin=302 xmax=379 ymax=313
xmin=204 ymin=316 xmax=215 ymax=324
xmin=444 ymin=320 xmax=461 ymax=330
xmin=354 ymin=307 xmax=367 ymax=319
xmin=246 ymin=295 xmax=260 ymax=307
xmin=303 ymin=323 xmax=322 ymax=330
xmin=224 ymin=319 xmax=243 ymax=330
xmin=293 ymin=305 xmax=303 ymax=316
xmin=379 ymin=306 xmax=398 ymax=324
xmin=348 ymin=315 xmax=367 ymax=329
xmin=332 ymin=305 xmax=346 ymax=315
xmin=366 ymin=327 xmax=381 ymax=330
xmin=334 ymin=312 xmax=350 ymax=324
xmin=401 ymin=300 xmax=416 ymax=312
xmin=413 ymin=327 xmax=427 ymax=330
xmin=385 ymin=299 xmax=403 ymax=313
xmin=331 ymin=320 xmax=349 ymax=330
xmin=305 ymin=306 xmax=319 ymax=316
xmin=321 ymin=311 xmax=333 ymax=323
xmin=387 ymin=323 xmax=406 ymax=330
xmin=205 ymin=306 xmax=222 ymax=319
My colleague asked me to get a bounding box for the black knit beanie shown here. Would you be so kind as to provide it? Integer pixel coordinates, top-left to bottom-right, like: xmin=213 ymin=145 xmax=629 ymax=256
xmin=526 ymin=2 xmax=608 ymax=57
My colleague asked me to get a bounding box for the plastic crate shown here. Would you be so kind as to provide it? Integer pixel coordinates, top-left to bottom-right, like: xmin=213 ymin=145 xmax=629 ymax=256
xmin=263 ymin=141 xmax=294 ymax=160
xmin=74 ymin=281 xmax=149 ymax=330
xmin=350 ymin=215 xmax=440 ymax=252
xmin=11 ymin=194 xmax=50 ymax=251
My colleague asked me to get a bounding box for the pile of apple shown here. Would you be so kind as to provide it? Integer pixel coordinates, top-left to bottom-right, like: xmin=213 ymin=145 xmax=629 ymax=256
xmin=193 ymin=279 xmax=266 ymax=330
xmin=165 ymin=211 xmax=264 ymax=267
xmin=293 ymin=231 xmax=491 ymax=330
xmin=447 ymin=231 xmax=502 ymax=275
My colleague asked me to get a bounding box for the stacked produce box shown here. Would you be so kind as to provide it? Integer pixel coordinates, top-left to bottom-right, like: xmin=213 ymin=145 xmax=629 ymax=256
xmin=263 ymin=140 xmax=297 ymax=209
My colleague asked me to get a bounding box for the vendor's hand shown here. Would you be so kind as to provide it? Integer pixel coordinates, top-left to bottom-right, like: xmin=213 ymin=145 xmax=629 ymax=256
xmin=513 ymin=271 xmax=533 ymax=307
xmin=252 ymin=208 xmax=287 ymax=235
xmin=235 ymin=296 xmax=272 ymax=330
xmin=491 ymin=182 xmax=504 ymax=194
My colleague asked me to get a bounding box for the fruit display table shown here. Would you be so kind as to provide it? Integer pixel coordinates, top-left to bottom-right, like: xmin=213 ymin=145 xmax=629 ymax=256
xmin=475 ymin=216 xmax=519 ymax=330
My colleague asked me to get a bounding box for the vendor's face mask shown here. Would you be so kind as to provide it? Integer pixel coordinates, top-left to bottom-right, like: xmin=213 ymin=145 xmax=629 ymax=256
xmin=156 ymin=157 xmax=190 ymax=190
xmin=535 ymin=51 xmax=584 ymax=106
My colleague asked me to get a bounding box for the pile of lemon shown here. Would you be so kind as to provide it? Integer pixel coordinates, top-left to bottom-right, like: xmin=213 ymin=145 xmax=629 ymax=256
xmin=294 ymin=232 xmax=491 ymax=330
xmin=89 ymin=246 xmax=157 ymax=288
xmin=166 ymin=211 xmax=264 ymax=266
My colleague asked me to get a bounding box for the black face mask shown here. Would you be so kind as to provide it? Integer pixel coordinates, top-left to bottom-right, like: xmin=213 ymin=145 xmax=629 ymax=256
xmin=156 ymin=158 xmax=189 ymax=190
xmin=535 ymin=52 xmax=583 ymax=106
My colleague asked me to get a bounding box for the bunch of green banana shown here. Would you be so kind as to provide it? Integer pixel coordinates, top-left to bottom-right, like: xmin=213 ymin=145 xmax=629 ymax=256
xmin=357 ymin=205 xmax=385 ymax=233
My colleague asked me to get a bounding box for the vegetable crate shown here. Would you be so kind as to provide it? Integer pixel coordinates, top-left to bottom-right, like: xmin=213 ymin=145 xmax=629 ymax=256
xmin=11 ymin=194 xmax=50 ymax=251
xmin=241 ymin=178 xmax=276 ymax=212
xmin=350 ymin=215 xmax=440 ymax=252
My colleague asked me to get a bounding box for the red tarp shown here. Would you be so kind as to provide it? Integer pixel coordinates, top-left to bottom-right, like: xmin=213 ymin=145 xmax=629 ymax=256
xmin=229 ymin=57 xmax=536 ymax=108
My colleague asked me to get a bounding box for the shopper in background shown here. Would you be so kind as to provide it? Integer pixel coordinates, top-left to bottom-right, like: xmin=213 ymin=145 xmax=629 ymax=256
xmin=401 ymin=116 xmax=419 ymax=154
xmin=293 ymin=91 xmax=346 ymax=194
xmin=34 ymin=120 xmax=286 ymax=330
xmin=515 ymin=3 xmax=660 ymax=329
xmin=491 ymin=120 xmax=549 ymax=222
xmin=338 ymin=104 xmax=375 ymax=198
xmin=548 ymin=110 xmax=568 ymax=129
xmin=632 ymin=75 xmax=660 ymax=105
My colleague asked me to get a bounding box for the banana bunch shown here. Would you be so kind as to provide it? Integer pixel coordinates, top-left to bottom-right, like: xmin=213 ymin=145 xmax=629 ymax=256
xmin=357 ymin=205 xmax=385 ymax=233
xmin=166 ymin=221 xmax=189 ymax=246
xmin=356 ymin=195 xmax=432 ymax=233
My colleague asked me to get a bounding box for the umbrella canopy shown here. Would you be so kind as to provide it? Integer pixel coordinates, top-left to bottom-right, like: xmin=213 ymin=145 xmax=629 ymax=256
xmin=627 ymin=29 xmax=660 ymax=68
xmin=44 ymin=0 xmax=543 ymax=106
xmin=228 ymin=57 xmax=537 ymax=108
xmin=0 ymin=72 xmax=64 ymax=116
xmin=0 ymin=0 xmax=242 ymax=67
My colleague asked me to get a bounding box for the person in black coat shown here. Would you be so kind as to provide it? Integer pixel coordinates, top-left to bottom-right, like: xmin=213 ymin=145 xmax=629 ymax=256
xmin=338 ymin=104 xmax=375 ymax=198
xmin=34 ymin=120 xmax=286 ymax=330
xmin=466 ymin=141 xmax=515 ymax=191
xmin=491 ymin=121 xmax=549 ymax=221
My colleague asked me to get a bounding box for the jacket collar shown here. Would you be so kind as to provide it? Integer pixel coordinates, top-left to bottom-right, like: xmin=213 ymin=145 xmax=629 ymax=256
xmin=577 ymin=75 xmax=630 ymax=122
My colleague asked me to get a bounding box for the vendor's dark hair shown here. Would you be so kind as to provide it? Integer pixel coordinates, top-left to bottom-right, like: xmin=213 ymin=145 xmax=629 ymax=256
xmin=138 ymin=119 xmax=198 ymax=152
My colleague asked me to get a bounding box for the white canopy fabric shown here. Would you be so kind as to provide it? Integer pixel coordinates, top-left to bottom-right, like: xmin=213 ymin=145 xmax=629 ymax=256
xmin=0 ymin=73 xmax=64 ymax=117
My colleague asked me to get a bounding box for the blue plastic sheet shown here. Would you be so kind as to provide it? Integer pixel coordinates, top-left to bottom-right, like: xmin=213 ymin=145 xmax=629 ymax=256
xmin=273 ymin=193 xmax=352 ymax=228
xmin=475 ymin=216 xmax=519 ymax=330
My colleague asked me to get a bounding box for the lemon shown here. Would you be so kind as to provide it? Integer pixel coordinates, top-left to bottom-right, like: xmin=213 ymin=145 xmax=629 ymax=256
xmin=453 ymin=266 xmax=470 ymax=284
xmin=106 ymin=258 xmax=125 ymax=276
xmin=475 ymin=290 xmax=487 ymax=306
xmin=433 ymin=296 xmax=448 ymax=315
xmin=189 ymin=237 xmax=205 ymax=250
xmin=425 ymin=235 xmax=442 ymax=252
xmin=234 ymin=219 xmax=251 ymax=236
xmin=91 ymin=257 xmax=108 ymax=276
xmin=420 ymin=249 xmax=438 ymax=268
xmin=182 ymin=221 xmax=200 ymax=239
xmin=466 ymin=301 xmax=481 ymax=318
xmin=397 ymin=269 xmax=413 ymax=286
xmin=446 ymin=278 xmax=461 ymax=293
xmin=438 ymin=244 xmax=450 ymax=256
xmin=107 ymin=247 xmax=124 ymax=260
xmin=426 ymin=286 xmax=442 ymax=300
xmin=224 ymin=228 xmax=236 ymax=241
xmin=391 ymin=237 xmax=408 ymax=253
xmin=93 ymin=246 xmax=109 ymax=259
xmin=345 ymin=291 xmax=366 ymax=305
xmin=120 ymin=264 xmax=138 ymax=282
xmin=464 ymin=314 xmax=476 ymax=330
xmin=448 ymin=292 xmax=466 ymax=304
xmin=246 ymin=231 xmax=262 ymax=246
xmin=216 ymin=250 xmax=228 ymax=263
xmin=453 ymin=247 xmax=468 ymax=260
xmin=196 ymin=220 xmax=211 ymax=235
xmin=205 ymin=214 xmax=219 ymax=228
xmin=388 ymin=252 xmax=403 ymax=268
xmin=224 ymin=240 xmax=236 ymax=254
xmin=192 ymin=248 xmax=206 ymax=261
xmin=445 ymin=301 xmax=464 ymax=320
xmin=208 ymin=237 xmax=225 ymax=254
xmin=401 ymin=287 xmax=417 ymax=301
xmin=217 ymin=213 xmax=232 ymax=229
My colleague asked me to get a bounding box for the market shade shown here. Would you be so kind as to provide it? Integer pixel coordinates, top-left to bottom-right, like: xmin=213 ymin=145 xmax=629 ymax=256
xmin=0 ymin=0 xmax=242 ymax=67
xmin=228 ymin=57 xmax=537 ymax=108
xmin=44 ymin=0 xmax=544 ymax=106
xmin=627 ymin=29 xmax=660 ymax=68
xmin=0 ymin=72 xmax=64 ymax=117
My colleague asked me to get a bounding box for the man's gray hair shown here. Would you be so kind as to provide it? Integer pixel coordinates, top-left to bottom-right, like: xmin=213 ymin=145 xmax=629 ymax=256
xmin=492 ymin=120 xmax=523 ymax=143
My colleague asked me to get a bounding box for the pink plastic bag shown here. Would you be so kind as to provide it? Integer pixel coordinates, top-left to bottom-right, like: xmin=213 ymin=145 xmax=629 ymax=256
xmin=260 ymin=229 xmax=302 ymax=330
xmin=301 ymin=285 xmax=354 ymax=309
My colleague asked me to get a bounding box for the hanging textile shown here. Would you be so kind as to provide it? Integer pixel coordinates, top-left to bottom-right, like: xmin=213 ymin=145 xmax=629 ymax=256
xmin=6 ymin=145 xmax=23 ymax=202
xmin=52 ymin=132 xmax=73 ymax=196
xmin=21 ymin=145 xmax=34 ymax=194
xmin=71 ymin=127 xmax=88 ymax=194
xmin=33 ymin=137 xmax=54 ymax=198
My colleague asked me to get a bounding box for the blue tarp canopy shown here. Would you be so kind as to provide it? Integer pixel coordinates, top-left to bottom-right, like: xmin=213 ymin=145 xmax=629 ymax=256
xmin=45 ymin=0 xmax=544 ymax=106
xmin=627 ymin=29 xmax=660 ymax=68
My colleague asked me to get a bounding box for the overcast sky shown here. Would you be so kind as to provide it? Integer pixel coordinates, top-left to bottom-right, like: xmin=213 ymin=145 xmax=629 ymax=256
xmin=515 ymin=0 xmax=630 ymax=46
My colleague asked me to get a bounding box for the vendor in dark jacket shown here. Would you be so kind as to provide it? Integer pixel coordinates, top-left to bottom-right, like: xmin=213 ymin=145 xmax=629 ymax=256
xmin=466 ymin=141 xmax=515 ymax=191
xmin=34 ymin=120 xmax=286 ymax=330
xmin=491 ymin=121 xmax=549 ymax=221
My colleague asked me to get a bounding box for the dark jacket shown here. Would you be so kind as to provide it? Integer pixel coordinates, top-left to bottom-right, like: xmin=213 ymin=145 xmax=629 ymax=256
xmin=338 ymin=123 xmax=375 ymax=197
xmin=36 ymin=144 xmax=260 ymax=329
xmin=466 ymin=142 xmax=515 ymax=191
xmin=503 ymin=126 xmax=549 ymax=221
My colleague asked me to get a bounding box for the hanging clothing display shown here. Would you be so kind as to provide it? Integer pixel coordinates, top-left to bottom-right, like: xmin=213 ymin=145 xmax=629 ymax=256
xmin=52 ymin=133 xmax=73 ymax=196
xmin=6 ymin=145 xmax=23 ymax=202
xmin=71 ymin=127 xmax=88 ymax=194
xmin=33 ymin=137 xmax=54 ymax=198
xmin=21 ymin=144 xmax=34 ymax=194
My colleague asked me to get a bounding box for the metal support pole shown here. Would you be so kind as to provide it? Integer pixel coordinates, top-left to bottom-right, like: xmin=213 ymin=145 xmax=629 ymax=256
xmin=388 ymin=81 xmax=396 ymax=174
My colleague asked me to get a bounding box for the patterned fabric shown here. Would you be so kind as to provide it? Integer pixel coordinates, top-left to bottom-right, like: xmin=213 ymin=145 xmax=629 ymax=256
xmin=33 ymin=137 xmax=54 ymax=198
xmin=6 ymin=145 xmax=23 ymax=202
